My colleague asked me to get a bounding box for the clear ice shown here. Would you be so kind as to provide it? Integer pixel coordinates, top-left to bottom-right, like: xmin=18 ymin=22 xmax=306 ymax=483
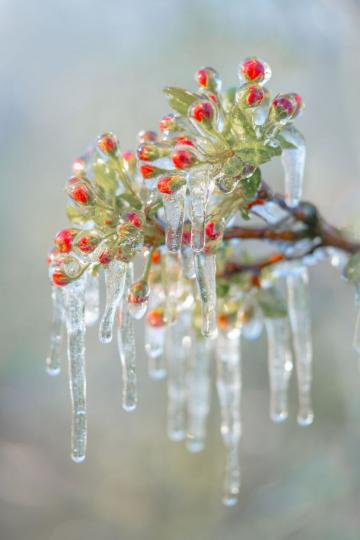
xmin=186 ymin=336 xmax=212 ymax=452
xmin=188 ymin=169 xmax=213 ymax=252
xmin=85 ymin=272 xmax=100 ymax=326
xmin=63 ymin=278 xmax=87 ymax=463
xmin=216 ymin=330 xmax=242 ymax=506
xmin=117 ymin=264 xmax=137 ymax=412
xmin=99 ymin=260 xmax=127 ymax=344
xmin=281 ymin=126 xmax=306 ymax=208
xmin=287 ymin=267 xmax=314 ymax=426
xmin=194 ymin=252 xmax=217 ymax=337
xmin=265 ymin=317 xmax=293 ymax=423
xmin=162 ymin=185 xmax=186 ymax=253
xmin=46 ymin=285 xmax=64 ymax=376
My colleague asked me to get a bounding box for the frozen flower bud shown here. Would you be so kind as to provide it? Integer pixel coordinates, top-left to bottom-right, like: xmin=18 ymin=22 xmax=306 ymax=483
xmin=146 ymin=307 xmax=166 ymax=328
xmin=137 ymin=143 xmax=169 ymax=162
xmin=140 ymin=164 xmax=165 ymax=179
xmin=151 ymin=250 xmax=161 ymax=264
xmin=175 ymin=135 xmax=194 ymax=147
xmin=137 ymin=130 xmax=158 ymax=144
xmin=205 ymin=220 xmax=223 ymax=242
xmin=59 ymin=254 xmax=82 ymax=278
xmin=127 ymin=211 xmax=143 ymax=228
xmin=236 ymin=84 xmax=265 ymax=108
xmin=238 ymin=56 xmax=271 ymax=85
xmin=66 ymin=176 xmax=94 ymax=205
xmin=55 ymin=228 xmax=78 ymax=254
xmin=270 ymin=94 xmax=297 ymax=123
xmin=288 ymin=92 xmax=304 ymax=118
xmin=97 ymin=244 xmax=116 ymax=265
xmin=171 ymin=148 xmax=197 ymax=169
xmin=122 ymin=151 xmax=136 ymax=173
xmin=128 ymin=280 xmax=150 ymax=305
xmin=194 ymin=67 xmax=222 ymax=93
xmin=157 ymin=174 xmax=186 ymax=195
xmin=116 ymin=223 xmax=143 ymax=262
xmin=189 ymin=100 xmax=215 ymax=124
xmin=97 ymin=132 xmax=119 ymax=156
xmin=159 ymin=114 xmax=180 ymax=134
xmin=52 ymin=269 xmax=72 ymax=287
xmin=74 ymin=231 xmax=101 ymax=254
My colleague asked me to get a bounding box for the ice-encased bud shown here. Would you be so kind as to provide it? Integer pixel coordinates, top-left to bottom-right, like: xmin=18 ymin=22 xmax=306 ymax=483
xmin=238 ymin=56 xmax=271 ymax=86
xmin=195 ymin=67 xmax=222 ymax=93
xmin=128 ymin=280 xmax=150 ymax=320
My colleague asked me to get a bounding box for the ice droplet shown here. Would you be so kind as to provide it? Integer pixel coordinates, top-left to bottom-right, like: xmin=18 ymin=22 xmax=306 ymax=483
xmin=46 ymin=285 xmax=64 ymax=376
xmin=117 ymin=264 xmax=137 ymax=412
xmin=194 ymin=252 xmax=217 ymax=337
xmin=63 ymin=278 xmax=87 ymax=463
xmin=265 ymin=317 xmax=293 ymax=423
xmin=85 ymin=272 xmax=100 ymax=326
xmin=186 ymin=336 xmax=212 ymax=452
xmin=216 ymin=330 xmax=242 ymax=506
xmin=162 ymin=185 xmax=186 ymax=253
xmin=99 ymin=260 xmax=127 ymax=344
xmin=287 ymin=267 xmax=314 ymax=426
xmin=188 ymin=169 xmax=213 ymax=252
xmin=281 ymin=126 xmax=306 ymax=208
xmin=166 ymin=313 xmax=190 ymax=441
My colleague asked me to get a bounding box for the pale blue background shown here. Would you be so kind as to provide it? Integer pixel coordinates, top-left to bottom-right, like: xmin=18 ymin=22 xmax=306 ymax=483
xmin=1 ymin=1 xmax=360 ymax=539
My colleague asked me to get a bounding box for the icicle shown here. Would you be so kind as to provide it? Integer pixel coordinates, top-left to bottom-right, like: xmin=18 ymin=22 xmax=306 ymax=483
xmin=166 ymin=313 xmax=190 ymax=441
xmin=281 ymin=126 xmax=306 ymax=207
xmin=186 ymin=336 xmax=212 ymax=452
xmin=194 ymin=252 xmax=217 ymax=337
xmin=216 ymin=330 xmax=242 ymax=506
xmin=181 ymin=246 xmax=196 ymax=279
xmin=117 ymin=264 xmax=137 ymax=412
xmin=46 ymin=286 xmax=64 ymax=376
xmin=163 ymin=185 xmax=186 ymax=253
xmin=265 ymin=317 xmax=293 ymax=423
xmin=99 ymin=260 xmax=127 ymax=344
xmin=353 ymin=305 xmax=360 ymax=355
xmin=145 ymin=324 xmax=167 ymax=379
xmin=242 ymin=305 xmax=263 ymax=341
xmin=287 ymin=267 xmax=314 ymax=426
xmin=188 ymin=169 xmax=213 ymax=252
xmin=63 ymin=278 xmax=87 ymax=463
xmin=85 ymin=272 xmax=100 ymax=326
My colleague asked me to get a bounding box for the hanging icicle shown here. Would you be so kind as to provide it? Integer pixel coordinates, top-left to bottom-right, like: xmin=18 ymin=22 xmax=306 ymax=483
xmin=160 ymin=182 xmax=186 ymax=253
xmin=99 ymin=260 xmax=127 ymax=344
xmin=117 ymin=264 xmax=137 ymax=412
xmin=63 ymin=277 xmax=87 ymax=463
xmin=281 ymin=125 xmax=306 ymax=208
xmin=265 ymin=317 xmax=293 ymax=423
xmin=166 ymin=312 xmax=190 ymax=441
xmin=85 ymin=272 xmax=100 ymax=326
xmin=188 ymin=169 xmax=213 ymax=252
xmin=186 ymin=335 xmax=212 ymax=452
xmin=287 ymin=267 xmax=314 ymax=426
xmin=194 ymin=252 xmax=217 ymax=337
xmin=46 ymin=285 xmax=64 ymax=376
xmin=216 ymin=329 xmax=242 ymax=506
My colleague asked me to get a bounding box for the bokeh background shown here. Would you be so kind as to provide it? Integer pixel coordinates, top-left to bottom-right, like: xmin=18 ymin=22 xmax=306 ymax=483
xmin=1 ymin=0 xmax=360 ymax=538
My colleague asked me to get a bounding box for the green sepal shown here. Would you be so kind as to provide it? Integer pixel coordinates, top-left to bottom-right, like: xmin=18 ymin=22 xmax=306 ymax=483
xmin=223 ymin=155 xmax=244 ymax=177
xmin=120 ymin=193 xmax=143 ymax=210
xmin=256 ymin=287 xmax=288 ymax=318
xmin=163 ymin=86 xmax=198 ymax=115
xmin=276 ymin=134 xmax=297 ymax=150
xmin=66 ymin=205 xmax=92 ymax=225
xmin=240 ymin=168 xmax=261 ymax=199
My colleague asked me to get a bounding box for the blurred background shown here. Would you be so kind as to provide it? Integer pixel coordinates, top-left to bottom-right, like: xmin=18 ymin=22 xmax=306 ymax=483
xmin=1 ymin=0 xmax=360 ymax=538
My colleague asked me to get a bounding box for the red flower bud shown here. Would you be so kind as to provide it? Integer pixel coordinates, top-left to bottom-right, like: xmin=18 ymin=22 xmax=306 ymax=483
xmin=171 ymin=149 xmax=197 ymax=169
xmin=122 ymin=150 xmax=136 ymax=166
xmin=157 ymin=175 xmax=186 ymax=195
xmin=67 ymin=177 xmax=93 ymax=205
xmin=137 ymin=143 xmax=160 ymax=162
xmin=127 ymin=212 xmax=142 ymax=228
xmin=137 ymin=130 xmax=158 ymax=143
xmin=205 ymin=221 xmax=222 ymax=241
xmin=97 ymin=132 xmax=118 ymax=156
xmin=175 ymin=136 xmax=194 ymax=147
xmin=140 ymin=164 xmax=164 ymax=179
xmin=151 ymin=250 xmax=161 ymax=264
xmin=190 ymin=101 xmax=214 ymax=123
xmin=128 ymin=280 xmax=150 ymax=305
xmin=159 ymin=114 xmax=179 ymax=133
xmin=240 ymin=57 xmax=267 ymax=83
xmin=245 ymin=85 xmax=265 ymax=107
xmin=271 ymin=94 xmax=295 ymax=121
xmin=52 ymin=270 xmax=71 ymax=287
xmin=98 ymin=247 xmax=114 ymax=265
xmin=146 ymin=307 xmax=166 ymax=328
xmin=76 ymin=232 xmax=100 ymax=254
xmin=55 ymin=229 xmax=77 ymax=254
xmin=195 ymin=67 xmax=222 ymax=93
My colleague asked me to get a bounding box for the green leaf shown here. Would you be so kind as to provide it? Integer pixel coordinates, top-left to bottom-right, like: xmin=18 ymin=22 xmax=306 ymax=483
xmin=276 ymin=134 xmax=297 ymax=150
xmin=256 ymin=287 xmax=288 ymax=318
xmin=231 ymin=106 xmax=256 ymax=139
xmin=223 ymin=156 xmax=244 ymax=177
xmin=120 ymin=193 xmax=143 ymax=210
xmin=241 ymin=168 xmax=261 ymax=199
xmin=163 ymin=86 xmax=198 ymax=115
xmin=66 ymin=205 xmax=92 ymax=225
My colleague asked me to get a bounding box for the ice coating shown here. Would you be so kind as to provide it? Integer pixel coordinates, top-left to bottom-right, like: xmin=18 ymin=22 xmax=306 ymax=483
xmin=117 ymin=264 xmax=137 ymax=412
xmin=85 ymin=272 xmax=100 ymax=326
xmin=188 ymin=169 xmax=213 ymax=252
xmin=287 ymin=267 xmax=314 ymax=426
xmin=162 ymin=185 xmax=186 ymax=253
xmin=194 ymin=252 xmax=217 ymax=337
xmin=99 ymin=260 xmax=127 ymax=344
xmin=46 ymin=285 xmax=64 ymax=375
xmin=265 ymin=317 xmax=293 ymax=423
xmin=281 ymin=126 xmax=306 ymax=207
xmin=216 ymin=330 xmax=242 ymax=506
xmin=63 ymin=278 xmax=87 ymax=463
xmin=186 ymin=336 xmax=212 ymax=452
xmin=166 ymin=313 xmax=190 ymax=441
